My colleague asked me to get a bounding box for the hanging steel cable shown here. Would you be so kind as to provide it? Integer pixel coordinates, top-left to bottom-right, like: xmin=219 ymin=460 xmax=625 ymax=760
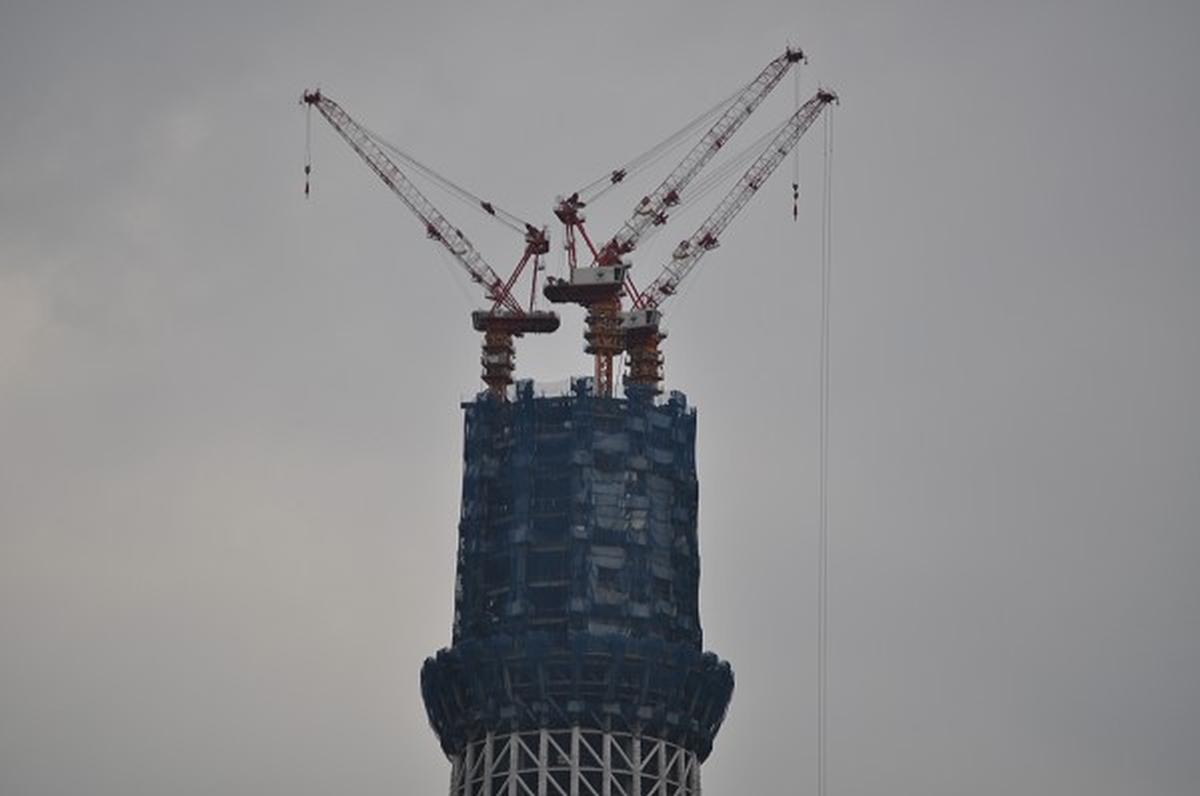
xmin=363 ymin=123 xmax=537 ymax=235
xmin=792 ymin=62 xmax=801 ymax=219
xmin=631 ymin=114 xmax=793 ymax=252
xmin=816 ymin=102 xmax=834 ymax=796
xmin=675 ymin=114 xmax=792 ymax=210
xmin=573 ymin=82 xmax=747 ymax=205
xmin=304 ymin=101 xmax=313 ymax=196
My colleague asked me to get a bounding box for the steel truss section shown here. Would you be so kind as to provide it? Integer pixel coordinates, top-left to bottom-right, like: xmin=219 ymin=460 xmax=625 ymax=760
xmin=449 ymin=729 xmax=700 ymax=796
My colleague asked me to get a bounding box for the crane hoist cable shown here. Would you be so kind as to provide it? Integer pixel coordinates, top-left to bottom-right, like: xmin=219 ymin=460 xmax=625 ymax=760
xmin=683 ymin=117 xmax=792 ymax=207
xmin=627 ymin=123 xmax=785 ymax=256
xmin=572 ymin=81 xmax=748 ymax=205
xmin=304 ymin=101 xmax=313 ymax=196
xmin=362 ymin=124 xmax=536 ymax=235
xmin=792 ymin=58 xmax=802 ymax=220
xmin=816 ymin=103 xmax=834 ymax=796
xmin=594 ymin=46 xmax=806 ymax=268
xmin=634 ymin=113 xmax=794 ymax=252
xmin=305 ymin=95 xmax=538 ymax=235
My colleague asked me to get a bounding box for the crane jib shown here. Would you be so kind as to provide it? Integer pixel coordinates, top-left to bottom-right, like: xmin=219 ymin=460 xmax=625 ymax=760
xmin=639 ymin=90 xmax=837 ymax=310
xmin=305 ymin=91 xmax=529 ymax=316
xmin=303 ymin=88 xmax=560 ymax=398
xmin=597 ymin=47 xmax=807 ymax=265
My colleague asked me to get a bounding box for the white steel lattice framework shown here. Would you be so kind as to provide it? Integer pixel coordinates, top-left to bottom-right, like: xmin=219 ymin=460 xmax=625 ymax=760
xmin=449 ymin=730 xmax=701 ymax=796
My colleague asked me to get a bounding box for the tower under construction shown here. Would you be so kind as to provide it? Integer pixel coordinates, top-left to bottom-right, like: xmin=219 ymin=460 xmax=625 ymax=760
xmin=302 ymin=45 xmax=835 ymax=795
xmin=422 ymin=381 xmax=732 ymax=795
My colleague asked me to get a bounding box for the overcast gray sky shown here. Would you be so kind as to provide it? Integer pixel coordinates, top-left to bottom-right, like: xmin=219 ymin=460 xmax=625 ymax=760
xmin=2 ymin=1 xmax=1199 ymax=794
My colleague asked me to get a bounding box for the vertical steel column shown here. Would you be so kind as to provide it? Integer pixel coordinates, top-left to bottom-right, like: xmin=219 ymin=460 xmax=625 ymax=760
xmin=484 ymin=732 xmax=494 ymax=796
xmin=538 ymin=730 xmax=549 ymax=796
xmin=464 ymin=742 xmax=475 ymax=796
xmin=570 ymin=727 xmax=580 ymax=796
xmin=632 ymin=736 xmax=642 ymax=796
xmin=662 ymin=739 xmax=672 ymax=796
xmin=507 ymin=733 xmax=519 ymax=796
xmin=602 ymin=733 xmax=612 ymax=796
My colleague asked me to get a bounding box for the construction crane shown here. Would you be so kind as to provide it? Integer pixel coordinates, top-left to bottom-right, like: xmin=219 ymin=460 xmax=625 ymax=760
xmin=623 ymin=88 xmax=839 ymax=395
xmin=302 ymin=90 xmax=559 ymax=399
xmin=544 ymin=47 xmax=806 ymax=397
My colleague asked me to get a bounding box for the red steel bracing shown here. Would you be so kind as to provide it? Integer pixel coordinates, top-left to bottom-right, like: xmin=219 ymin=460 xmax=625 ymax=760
xmin=556 ymin=199 xmax=601 ymax=276
xmin=304 ymin=90 xmax=526 ymax=315
xmin=494 ymin=250 xmax=534 ymax=313
xmin=491 ymin=225 xmax=550 ymax=313
xmin=635 ymin=90 xmax=837 ymax=311
xmin=575 ymin=223 xmax=600 ymax=262
xmin=592 ymin=47 xmax=806 ymax=267
xmin=566 ymin=226 xmax=578 ymax=273
xmin=528 ymin=254 xmax=540 ymax=313
xmin=623 ymin=274 xmax=646 ymax=308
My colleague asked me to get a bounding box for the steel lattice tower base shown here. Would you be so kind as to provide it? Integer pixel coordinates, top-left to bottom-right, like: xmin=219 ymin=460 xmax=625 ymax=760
xmin=451 ymin=730 xmax=700 ymax=796
xmin=423 ymin=379 xmax=732 ymax=795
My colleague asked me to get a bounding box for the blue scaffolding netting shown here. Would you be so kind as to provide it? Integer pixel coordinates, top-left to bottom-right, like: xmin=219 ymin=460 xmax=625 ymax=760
xmin=422 ymin=379 xmax=733 ymax=761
